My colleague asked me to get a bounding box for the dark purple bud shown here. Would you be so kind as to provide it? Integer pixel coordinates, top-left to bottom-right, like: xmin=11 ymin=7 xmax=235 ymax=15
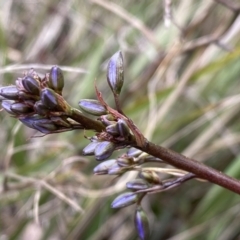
xmin=41 ymin=88 xmax=58 ymax=110
xmin=106 ymin=123 xmax=119 ymax=136
xmin=93 ymin=159 xmax=116 ymax=175
xmin=41 ymin=88 xmax=71 ymax=114
xmin=10 ymin=102 xmax=33 ymax=114
xmin=117 ymin=156 xmax=134 ymax=167
xmin=126 ymin=179 xmax=149 ymax=191
xmin=34 ymin=101 xmax=49 ymax=116
xmin=48 ymin=66 xmax=64 ymax=94
xmin=117 ymin=119 xmax=130 ymax=137
xmin=139 ymin=171 xmax=160 ymax=184
xmin=22 ymin=76 xmax=40 ymax=95
xmin=82 ymin=142 xmax=100 ymax=156
xmin=127 ymin=148 xmax=142 ymax=158
xmin=0 ymin=86 xmax=19 ymax=100
xmin=107 ymin=51 xmax=124 ymax=95
xmin=111 ymin=192 xmax=139 ymax=209
xmin=94 ymin=141 xmax=115 ymax=161
xmin=1 ymin=101 xmax=18 ymax=115
xmin=134 ymin=206 xmax=150 ymax=240
xmin=19 ymin=115 xmax=58 ymax=133
xmin=79 ymin=99 xmax=107 ymax=116
xmin=33 ymin=120 xmax=57 ymax=133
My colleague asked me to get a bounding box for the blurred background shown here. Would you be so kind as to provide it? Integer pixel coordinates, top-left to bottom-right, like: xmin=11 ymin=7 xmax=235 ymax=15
xmin=0 ymin=0 xmax=240 ymax=239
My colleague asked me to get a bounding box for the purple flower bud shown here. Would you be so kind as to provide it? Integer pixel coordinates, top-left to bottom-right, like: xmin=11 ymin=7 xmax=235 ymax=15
xmin=107 ymin=162 xmax=127 ymax=175
xmin=22 ymin=76 xmax=40 ymax=95
xmin=19 ymin=115 xmax=58 ymax=133
xmin=34 ymin=101 xmax=49 ymax=116
xmin=127 ymin=148 xmax=142 ymax=158
xmin=93 ymin=159 xmax=116 ymax=175
xmin=106 ymin=123 xmax=119 ymax=136
xmin=79 ymin=99 xmax=107 ymax=116
xmin=0 ymin=86 xmax=19 ymax=100
xmin=134 ymin=206 xmax=150 ymax=240
xmin=126 ymin=179 xmax=149 ymax=191
xmin=117 ymin=119 xmax=130 ymax=137
xmin=48 ymin=66 xmax=64 ymax=94
xmin=19 ymin=115 xmax=41 ymax=128
xmin=94 ymin=141 xmax=115 ymax=161
xmin=111 ymin=192 xmax=139 ymax=208
xmin=82 ymin=142 xmax=100 ymax=156
xmin=41 ymin=88 xmax=71 ymax=114
xmin=1 ymin=101 xmax=18 ymax=115
xmin=107 ymin=51 xmax=124 ymax=95
xmin=10 ymin=102 xmax=33 ymax=114
xmin=33 ymin=120 xmax=57 ymax=133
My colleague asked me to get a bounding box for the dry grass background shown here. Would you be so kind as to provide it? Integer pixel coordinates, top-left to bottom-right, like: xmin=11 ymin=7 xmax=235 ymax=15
xmin=0 ymin=0 xmax=240 ymax=239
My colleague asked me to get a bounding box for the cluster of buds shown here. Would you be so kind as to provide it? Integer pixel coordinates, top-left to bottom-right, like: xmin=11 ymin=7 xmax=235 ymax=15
xmin=92 ymin=147 xmax=163 ymax=240
xmin=0 ymin=67 xmax=82 ymax=134
xmin=0 ymin=51 xmax=194 ymax=240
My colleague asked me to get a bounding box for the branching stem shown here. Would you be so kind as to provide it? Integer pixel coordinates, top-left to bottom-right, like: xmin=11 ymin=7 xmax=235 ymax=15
xmin=141 ymin=141 xmax=240 ymax=194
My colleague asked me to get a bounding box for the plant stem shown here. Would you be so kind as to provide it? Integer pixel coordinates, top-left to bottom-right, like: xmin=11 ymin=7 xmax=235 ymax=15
xmin=141 ymin=141 xmax=240 ymax=194
xmin=70 ymin=108 xmax=105 ymax=132
xmin=70 ymin=106 xmax=240 ymax=194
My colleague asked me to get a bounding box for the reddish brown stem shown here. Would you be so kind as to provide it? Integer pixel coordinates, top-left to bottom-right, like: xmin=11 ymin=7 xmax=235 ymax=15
xmin=140 ymin=141 xmax=240 ymax=194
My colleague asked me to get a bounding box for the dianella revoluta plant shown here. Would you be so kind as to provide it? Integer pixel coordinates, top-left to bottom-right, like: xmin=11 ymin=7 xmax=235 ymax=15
xmin=1 ymin=51 xmax=240 ymax=240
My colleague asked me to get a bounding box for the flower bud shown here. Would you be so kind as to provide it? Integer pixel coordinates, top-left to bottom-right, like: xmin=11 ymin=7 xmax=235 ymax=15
xmin=10 ymin=102 xmax=33 ymax=114
xmin=33 ymin=120 xmax=57 ymax=133
xmin=106 ymin=123 xmax=119 ymax=136
xmin=93 ymin=159 xmax=116 ymax=175
xmin=22 ymin=76 xmax=40 ymax=95
xmin=82 ymin=142 xmax=99 ymax=156
xmin=126 ymin=179 xmax=149 ymax=191
xmin=117 ymin=119 xmax=130 ymax=137
xmin=107 ymin=51 xmax=124 ymax=95
xmin=48 ymin=66 xmax=64 ymax=94
xmin=34 ymin=101 xmax=49 ymax=116
xmin=94 ymin=141 xmax=115 ymax=161
xmin=139 ymin=170 xmax=160 ymax=184
xmin=79 ymin=99 xmax=107 ymax=116
xmin=19 ymin=115 xmax=42 ymax=129
xmin=127 ymin=148 xmax=142 ymax=158
xmin=111 ymin=192 xmax=139 ymax=209
xmin=1 ymin=101 xmax=18 ymax=115
xmin=41 ymin=88 xmax=71 ymax=114
xmin=0 ymin=86 xmax=19 ymax=100
xmin=134 ymin=206 xmax=150 ymax=240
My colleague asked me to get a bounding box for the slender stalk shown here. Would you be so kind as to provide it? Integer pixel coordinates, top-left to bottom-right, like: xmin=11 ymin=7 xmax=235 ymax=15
xmin=141 ymin=141 xmax=240 ymax=194
xmin=70 ymin=108 xmax=105 ymax=132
